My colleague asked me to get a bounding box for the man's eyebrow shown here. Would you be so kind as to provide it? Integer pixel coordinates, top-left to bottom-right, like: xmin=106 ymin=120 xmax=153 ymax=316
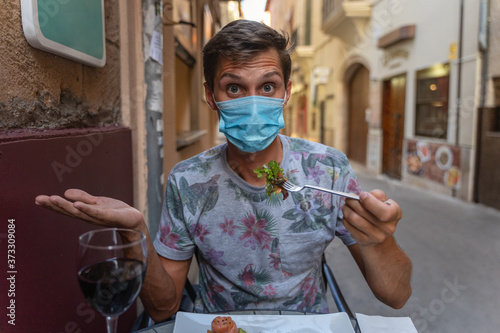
xmin=218 ymin=70 xmax=283 ymax=82
xmin=219 ymin=72 xmax=241 ymax=81
xmin=262 ymin=70 xmax=282 ymax=79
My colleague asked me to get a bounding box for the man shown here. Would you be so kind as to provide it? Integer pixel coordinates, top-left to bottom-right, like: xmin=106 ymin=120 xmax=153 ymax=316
xmin=36 ymin=20 xmax=411 ymax=321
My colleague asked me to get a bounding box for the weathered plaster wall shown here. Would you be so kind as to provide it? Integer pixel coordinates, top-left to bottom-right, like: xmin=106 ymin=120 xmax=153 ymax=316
xmin=0 ymin=0 xmax=121 ymax=130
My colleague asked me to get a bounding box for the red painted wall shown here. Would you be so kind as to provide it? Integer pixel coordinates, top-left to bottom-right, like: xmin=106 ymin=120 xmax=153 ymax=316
xmin=0 ymin=127 xmax=136 ymax=333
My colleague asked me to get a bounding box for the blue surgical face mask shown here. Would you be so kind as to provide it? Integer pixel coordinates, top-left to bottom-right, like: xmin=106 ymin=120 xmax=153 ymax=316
xmin=215 ymin=93 xmax=286 ymax=153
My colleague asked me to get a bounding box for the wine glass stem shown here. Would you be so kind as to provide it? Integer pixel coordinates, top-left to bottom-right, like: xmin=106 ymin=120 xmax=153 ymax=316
xmin=106 ymin=315 xmax=118 ymax=333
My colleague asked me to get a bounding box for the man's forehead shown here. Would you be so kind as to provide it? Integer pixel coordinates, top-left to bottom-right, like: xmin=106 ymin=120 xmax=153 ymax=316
xmin=215 ymin=50 xmax=283 ymax=80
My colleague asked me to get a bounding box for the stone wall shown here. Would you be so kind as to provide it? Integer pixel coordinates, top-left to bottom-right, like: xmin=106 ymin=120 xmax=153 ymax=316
xmin=0 ymin=0 xmax=121 ymax=131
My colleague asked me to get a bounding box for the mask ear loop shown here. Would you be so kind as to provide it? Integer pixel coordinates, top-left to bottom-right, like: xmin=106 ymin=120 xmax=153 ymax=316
xmin=208 ymin=92 xmax=219 ymax=111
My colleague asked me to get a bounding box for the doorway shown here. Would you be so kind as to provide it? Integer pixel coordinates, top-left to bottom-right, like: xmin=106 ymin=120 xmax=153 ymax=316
xmin=347 ymin=65 xmax=369 ymax=164
xmin=382 ymin=74 xmax=406 ymax=179
xmin=476 ymin=107 xmax=500 ymax=210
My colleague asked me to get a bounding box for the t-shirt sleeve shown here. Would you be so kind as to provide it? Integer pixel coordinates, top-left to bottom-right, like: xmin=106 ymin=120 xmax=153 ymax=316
xmin=153 ymin=173 xmax=196 ymax=260
xmin=334 ymin=158 xmax=361 ymax=246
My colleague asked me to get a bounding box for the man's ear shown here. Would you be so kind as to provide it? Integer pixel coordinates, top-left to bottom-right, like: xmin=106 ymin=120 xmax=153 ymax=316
xmin=204 ymin=82 xmax=218 ymax=111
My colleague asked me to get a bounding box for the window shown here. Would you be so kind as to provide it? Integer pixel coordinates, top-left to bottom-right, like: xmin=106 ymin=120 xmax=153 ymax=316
xmin=415 ymin=64 xmax=450 ymax=139
xmin=173 ymin=1 xmax=207 ymax=149
xmin=493 ymin=77 xmax=500 ymax=132
xmin=493 ymin=107 xmax=500 ymax=132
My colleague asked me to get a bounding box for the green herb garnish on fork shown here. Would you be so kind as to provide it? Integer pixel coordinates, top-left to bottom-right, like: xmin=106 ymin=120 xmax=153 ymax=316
xmin=254 ymin=161 xmax=289 ymax=200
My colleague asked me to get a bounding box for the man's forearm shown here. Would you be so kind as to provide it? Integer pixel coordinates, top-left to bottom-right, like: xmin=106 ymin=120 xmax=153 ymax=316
xmin=354 ymin=237 xmax=412 ymax=308
xmin=135 ymin=223 xmax=181 ymax=322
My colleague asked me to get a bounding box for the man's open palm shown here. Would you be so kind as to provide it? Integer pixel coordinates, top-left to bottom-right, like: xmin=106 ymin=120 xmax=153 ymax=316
xmin=35 ymin=189 xmax=144 ymax=230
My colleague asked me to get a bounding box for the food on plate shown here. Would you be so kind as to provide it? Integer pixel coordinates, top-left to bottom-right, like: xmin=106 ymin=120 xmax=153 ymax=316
xmin=207 ymin=316 xmax=247 ymax=333
xmin=435 ymin=146 xmax=453 ymax=170
xmin=416 ymin=141 xmax=430 ymax=162
xmin=254 ymin=160 xmax=289 ymax=200
xmin=406 ymin=153 xmax=423 ymax=174
xmin=439 ymin=150 xmax=449 ymax=166
xmin=446 ymin=167 xmax=461 ymax=189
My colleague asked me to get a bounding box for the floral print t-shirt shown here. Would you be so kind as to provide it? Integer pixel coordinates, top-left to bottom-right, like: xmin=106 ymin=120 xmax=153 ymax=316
xmin=153 ymin=135 xmax=361 ymax=313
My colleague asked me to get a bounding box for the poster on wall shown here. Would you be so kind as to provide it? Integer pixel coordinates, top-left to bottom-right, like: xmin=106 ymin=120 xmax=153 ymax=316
xmin=406 ymin=140 xmax=462 ymax=190
xmin=20 ymin=0 xmax=106 ymax=67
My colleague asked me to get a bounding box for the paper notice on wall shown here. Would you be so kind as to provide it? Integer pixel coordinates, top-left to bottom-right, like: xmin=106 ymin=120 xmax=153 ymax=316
xmin=150 ymin=30 xmax=163 ymax=65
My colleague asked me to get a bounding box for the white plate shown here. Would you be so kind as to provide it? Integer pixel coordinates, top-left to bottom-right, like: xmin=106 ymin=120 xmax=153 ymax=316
xmin=356 ymin=313 xmax=418 ymax=333
xmin=435 ymin=146 xmax=453 ymax=170
xmin=173 ymin=311 xmax=356 ymax=333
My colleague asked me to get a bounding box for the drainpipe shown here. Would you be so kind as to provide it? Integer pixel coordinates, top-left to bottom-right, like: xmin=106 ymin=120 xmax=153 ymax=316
xmin=473 ymin=0 xmax=490 ymax=202
xmin=144 ymin=0 xmax=164 ymax=238
xmin=451 ymin=0 xmax=465 ymax=198
xmin=455 ymin=0 xmax=464 ymax=147
xmin=478 ymin=0 xmax=490 ymax=108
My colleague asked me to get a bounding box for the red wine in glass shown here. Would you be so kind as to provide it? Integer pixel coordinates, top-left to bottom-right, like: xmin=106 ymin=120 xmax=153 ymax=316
xmin=77 ymin=229 xmax=147 ymax=333
xmin=78 ymin=258 xmax=145 ymax=316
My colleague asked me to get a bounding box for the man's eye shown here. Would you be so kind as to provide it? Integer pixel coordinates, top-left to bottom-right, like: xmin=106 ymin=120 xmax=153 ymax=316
xmin=228 ymin=85 xmax=239 ymax=94
xmin=263 ymin=84 xmax=274 ymax=93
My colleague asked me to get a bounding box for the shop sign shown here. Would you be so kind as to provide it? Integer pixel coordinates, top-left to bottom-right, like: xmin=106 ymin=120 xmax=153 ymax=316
xmin=381 ymin=49 xmax=408 ymax=69
xmin=21 ymin=0 xmax=106 ymax=67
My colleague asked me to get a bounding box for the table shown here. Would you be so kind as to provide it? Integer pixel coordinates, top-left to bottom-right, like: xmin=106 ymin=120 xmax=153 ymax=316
xmin=134 ymin=310 xmax=361 ymax=333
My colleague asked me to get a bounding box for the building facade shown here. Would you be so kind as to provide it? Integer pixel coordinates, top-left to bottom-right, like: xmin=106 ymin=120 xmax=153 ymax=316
xmin=266 ymin=0 xmax=499 ymax=209
xmin=0 ymin=1 xmax=241 ymax=331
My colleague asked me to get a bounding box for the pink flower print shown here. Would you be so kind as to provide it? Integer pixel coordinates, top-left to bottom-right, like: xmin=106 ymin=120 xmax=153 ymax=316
xmin=313 ymin=192 xmax=332 ymax=209
xmin=347 ymin=177 xmax=359 ymax=194
xmin=306 ymin=166 xmax=325 ymax=183
xmin=268 ymin=250 xmax=281 ymax=270
xmin=239 ymin=214 xmax=272 ymax=250
xmin=305 ymin=286 xmax=318 ymax=307
xmin=313 ymin=154 xmax=326 ymax=160
xmin=299 ymin=277 xmax=318 ymax=308
xmin=206 ymin=283 xmax=225 ymax=307
xmin=300 ymin=277 xmax=314 ymax=292
xmin=194 ymin=224 xmax=210 ymax=243
xmin=160 ymin=225 xmax=180 ymax=250
xmin=262 ymin=284 xmax=277 ymax=297
xmin=207 ymin=248 xmax=226 ymax=266
xmin=239 ymin=264 xmax=256 ymax=288
xmin=220 ymin=218 xmax=236 ymax=236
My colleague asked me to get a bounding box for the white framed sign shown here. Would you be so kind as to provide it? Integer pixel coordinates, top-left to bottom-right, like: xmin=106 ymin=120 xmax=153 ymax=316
xmin=21 ymin=0 xmax=106 ymax=67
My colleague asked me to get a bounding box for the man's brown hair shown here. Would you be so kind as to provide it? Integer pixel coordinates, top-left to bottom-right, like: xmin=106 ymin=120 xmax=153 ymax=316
xmin=202 ymin=19 xmax=293 ymax=92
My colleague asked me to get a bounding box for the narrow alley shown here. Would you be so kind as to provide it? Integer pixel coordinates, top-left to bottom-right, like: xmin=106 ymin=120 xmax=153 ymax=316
xmin=326 ymin=164 xmax=500 ymax=333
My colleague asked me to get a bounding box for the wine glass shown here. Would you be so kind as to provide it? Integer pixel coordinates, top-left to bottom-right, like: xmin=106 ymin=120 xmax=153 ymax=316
xmin=77 ymin=228 xmax=147 ymax=333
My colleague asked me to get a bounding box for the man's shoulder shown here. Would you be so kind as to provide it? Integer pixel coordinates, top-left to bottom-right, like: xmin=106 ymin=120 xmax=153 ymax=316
xmin=171 ymin=144 xmax=225 ymax=175
xmin=283 ymin=135 xmax=348 ymax=161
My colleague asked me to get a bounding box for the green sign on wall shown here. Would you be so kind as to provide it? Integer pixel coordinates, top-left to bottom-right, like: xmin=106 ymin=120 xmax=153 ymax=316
xmin=21 ymin=0 xmax=106 ymax=67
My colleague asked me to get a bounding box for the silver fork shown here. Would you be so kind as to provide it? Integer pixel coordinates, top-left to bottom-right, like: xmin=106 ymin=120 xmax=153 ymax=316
xmin=282 ymin=181 xmax=360 ymax=200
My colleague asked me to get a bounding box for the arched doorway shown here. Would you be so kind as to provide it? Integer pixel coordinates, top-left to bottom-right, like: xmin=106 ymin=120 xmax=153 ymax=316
xmin=347 ymin=65 xmax=369 ymax=165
